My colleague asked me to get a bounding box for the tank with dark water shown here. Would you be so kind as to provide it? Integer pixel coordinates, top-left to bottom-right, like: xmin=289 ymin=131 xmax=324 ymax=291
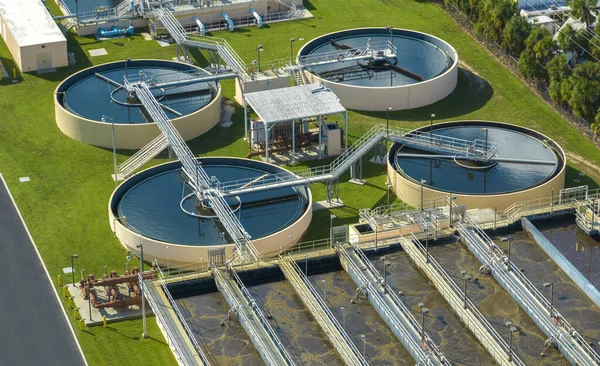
xmin=299 ymin=28 xmax=455 ymax=87
xmin=57 ymin=60 xmax=217 ymax=124
xmin=110 ymin=158 xmax=310 ymax=246
xmin=391 ymin=122 xmax=562 ymax=195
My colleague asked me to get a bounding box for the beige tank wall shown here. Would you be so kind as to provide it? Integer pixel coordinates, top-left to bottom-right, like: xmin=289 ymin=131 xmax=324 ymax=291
xmin=299 ymin=28 xmax=459 ymax=112
xmin=304 ymin=60 xmax=458 ymax=111
xmin=387 ymin=152 xmax=566 ymax=212
xmin=108 ymin=187 xmax=313 ymax=267
xmin=54 ymin=83 xmax=222 ymax=149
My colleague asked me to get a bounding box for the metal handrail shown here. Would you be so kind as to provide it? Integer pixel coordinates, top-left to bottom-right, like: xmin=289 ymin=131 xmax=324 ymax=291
xmin=459 ymin=220 xmax=600 ymax=366
xmin=279 ymin=254 xmax=367 ymax=365
xmin=346 ymin=242 xmax=449 ymax=364
xmin=227 ymin=266 xmax=296 ymax=365
xmin=405 ymin=234 xmax=524 ymax=366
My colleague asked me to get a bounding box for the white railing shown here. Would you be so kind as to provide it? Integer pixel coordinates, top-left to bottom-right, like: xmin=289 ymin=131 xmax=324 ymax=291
xmin=398 ymin=234 xmax=523 ymax=366
xmin=279 ymin=254 xmax=367 ymax=365
xmin=459 ymin=220 xmax=600 ymax=366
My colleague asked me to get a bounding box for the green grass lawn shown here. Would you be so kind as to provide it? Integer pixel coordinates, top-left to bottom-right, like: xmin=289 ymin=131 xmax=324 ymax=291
xmin=0 ymin=0 xmax=598 ymax=364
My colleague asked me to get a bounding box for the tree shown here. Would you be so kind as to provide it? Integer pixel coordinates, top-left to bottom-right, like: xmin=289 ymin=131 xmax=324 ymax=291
xmin=525 ymin=28 xmax=549 ymax=50
xmin=568 ymin=62 xmax=600 ymax=123
xmin=518 ymin=50 xmax=547 ymax=80
xmin=502 ymin=16 xmax=531 ymax=55
xmin=589 ymin=22 xmax=600 ymax=61
xmin=557 ymin=25 xmax=578 ymax=55
xmin=548 ymin=54 xmax=572 ymax=105
xmin=533 ymin=36 xmax=555 ymax=63
xmin=592 ymin=111 xmax=600 ymax=139
xmin=569 ymin=0 xmax=597 ymax=26
xmin=475 ymin=0 xmax=515 ymax=42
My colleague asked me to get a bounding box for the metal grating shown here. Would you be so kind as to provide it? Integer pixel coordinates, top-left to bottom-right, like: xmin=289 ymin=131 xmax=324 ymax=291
xmin=244 ymin=83 xmax=346 ymax=124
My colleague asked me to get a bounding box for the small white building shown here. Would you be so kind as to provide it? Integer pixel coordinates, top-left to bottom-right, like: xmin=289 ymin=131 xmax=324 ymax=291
xmin=526 ymin=15 xmax=558 ymax=35
xmin=0 ymin=0 xmax=68 ymax=72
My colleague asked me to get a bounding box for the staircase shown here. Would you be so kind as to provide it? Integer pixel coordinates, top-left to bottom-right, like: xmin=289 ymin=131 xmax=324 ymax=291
xmin=116 ymin=134 xmax=168 ymax=180
xmin=58 ymin=18 xmax=77 ymax=34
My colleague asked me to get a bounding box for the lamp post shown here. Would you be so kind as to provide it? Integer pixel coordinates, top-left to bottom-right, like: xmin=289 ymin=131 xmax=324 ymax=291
xmin=425 ymin=234 xmax=430 ymax=264
xmin=289 ymin=38 xmax=295 ymax=64
xmin=166 ymin=245 xmax=170 ymax=272
xmin=257 ymin=44 xmax=263 ymax=72
xmin=505 ymin=321 xmax=517 ymax=362
xmin=501 ymin=237 xmax=511 ymax=271
xmin=330 ymin=214 xmax=336 ymax=247
xmin=420 ymin=179 xmax=426 ymax=212
xmin=71 ymin=254 xmax=78 ymax=285
xmin=361 ymin=334 xmax=366 ymax=358
xmin=137 ymin=244 xmax=148 ymax=338
xmin=304 ymin=253 xmax=308 ymax=276
xmin=460 ymin=270 xmax=472 ymax=309
xmin=430 ymin=113 xmax=435 ymax=144
xmin=125 ymin=58 xmax=131 ymax=79
xmin=322 ymin=280 xmax=327 ymax=301
xmin=543 ymin=282 xmax=554 ymax=316
xmin=341 ymin=306 xmax=346 ymax=330
xmin=103 ymin=115 xmax=118 ymax=186
xmin=75 ymin=0 xmax=79 ymax=23
xmin=418 ymin=302 xmax=429 ymax=341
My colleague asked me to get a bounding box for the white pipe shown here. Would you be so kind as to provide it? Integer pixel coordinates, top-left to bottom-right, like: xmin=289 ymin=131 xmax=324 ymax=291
xmin=249 ymin=8 xmax=262 ymax=28
xmin=193 ymin=16 xmax=206 ymax=36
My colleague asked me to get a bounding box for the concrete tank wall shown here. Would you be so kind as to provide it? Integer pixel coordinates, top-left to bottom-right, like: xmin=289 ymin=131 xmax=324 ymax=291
xmin=54 ymin=60 xmax=222 ymax=149
xmin=108 ymin=158 xmax=313 ymax=267
xmin=387 ymin=121 xmax=567 ymax=211
xmin=299 ymin=28 xmax=458 ymax=112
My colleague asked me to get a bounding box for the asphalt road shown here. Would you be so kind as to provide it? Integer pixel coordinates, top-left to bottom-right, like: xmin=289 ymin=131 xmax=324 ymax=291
xmin=0 ymin=176 xmax=85 ymax=366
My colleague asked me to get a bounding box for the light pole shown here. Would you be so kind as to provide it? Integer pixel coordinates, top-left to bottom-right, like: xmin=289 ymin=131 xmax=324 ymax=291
xmin=304 ymin=253 xmax=308 ymax=276
xmin=341 ymin=306 xmax=346 ymax=330
xmin=322 ymin=280 xmax=327 ymax=301
xmin=418 ymin=302 xmax=429 ymax=341
xmin=420 ymin=179 xmax=426 ymax=211
xmin=361 ymin=334 xmax=366 ymax=358
xmin=71 ymin=254 xmax=78 ymax=285
xmin=125 ymin=58 xmax=131 ymax=79
xmin=330 ymin=214 xmax=336 ymax=247
xmin=75 ymin=0 xmax=79 ymax=23
xmin=103 ymin=115 xmax=118 ymax=186
xmin=460 ymin=270 xmax=472 ymax=309
xmin=505 ymin=321 xmax=517 ymax=362
xmin=543 ymin=282 xmax=554 ymax=316
xmin=430 ymin=113 xmax=435 ymax=144
xmin=137 ymin=244 xmax=148 ymax=338
xmin=166 ymin=245 xmax=170 ymax=272
xmin=257 ymin=44 xmax=263 ymax=72
xmin=501 ymin=237 xmax=511 ymax=271
xmin=289 ymin=38 xmax=295 ymax=64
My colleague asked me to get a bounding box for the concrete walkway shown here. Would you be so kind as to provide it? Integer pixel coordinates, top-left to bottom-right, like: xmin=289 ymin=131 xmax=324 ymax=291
xmin=0 ymin=174 xmax=86 ymax=366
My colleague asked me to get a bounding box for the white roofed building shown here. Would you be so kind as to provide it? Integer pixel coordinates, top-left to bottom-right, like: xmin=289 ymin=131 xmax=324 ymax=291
xmin=0 ymin=0 xmax=67 ymax=72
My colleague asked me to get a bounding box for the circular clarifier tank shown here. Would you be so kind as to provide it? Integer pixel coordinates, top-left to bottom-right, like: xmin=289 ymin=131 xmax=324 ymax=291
xmin=298 ymin=28 xmax=458 ymax=111
xmin=54 ymin=60 xmax=222 ymax=149
xmin=109 ymin=157 xmax=312 ymax=267
xmin=388 ymin=121 xmax=566 ymax=210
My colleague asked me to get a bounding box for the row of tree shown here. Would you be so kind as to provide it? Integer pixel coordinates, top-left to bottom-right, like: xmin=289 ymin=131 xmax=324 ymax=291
xmin=445 ymin=0 xmax=600 ymax=132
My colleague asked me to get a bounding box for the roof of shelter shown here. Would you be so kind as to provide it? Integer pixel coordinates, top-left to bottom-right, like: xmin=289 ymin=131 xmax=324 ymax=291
xmin=244 ymin=83 xmax=346 ymax=124
xmin=0 ymin=0 xmax=66 ymax=47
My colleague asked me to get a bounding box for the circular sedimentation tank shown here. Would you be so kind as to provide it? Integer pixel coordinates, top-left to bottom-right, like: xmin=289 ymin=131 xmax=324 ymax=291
xmin=55 ymin=59 xmax=222 ymax=149
xmin=109 ymin=157 xmax=312 ymax=266
xmin=388 ymin=121 xmax=566 ymax=210
xmin=298 ymin=27 xmax=458 ymax=111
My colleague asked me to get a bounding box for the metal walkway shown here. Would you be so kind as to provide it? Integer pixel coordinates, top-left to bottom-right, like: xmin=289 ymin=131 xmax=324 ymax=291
xmin=278 ymin=254 xmax=368 ymax=365
xmin=155 ymin=8 xmax=250 ymax=80
xmin=396 ymin=234 xmax=524 ymax=366
xmin=219 ymin=124 xmax=497 ymax=197
xmin=124 ymin=78 xmax=259 ymax=262
xmin=457 ymin=220 xmax=600 ymax=366
xmin=212 ymin=265 xmax=295 ymax=365
xmin=144 ymin=276 xmax=210 ymax=366
xmin=298 ymin=40 xmax=397 ymax=68
xmin=337 ymin=243 xmax=450 ymax=365
xmin=575 ymin=197 xmax=600 ymax=235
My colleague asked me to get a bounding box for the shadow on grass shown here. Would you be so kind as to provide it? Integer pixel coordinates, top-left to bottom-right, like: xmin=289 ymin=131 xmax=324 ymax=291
xmin=565 ymin=164 xmax=600 ymax=189
xmin=359 ymin=67 xmax=494 ymax=122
